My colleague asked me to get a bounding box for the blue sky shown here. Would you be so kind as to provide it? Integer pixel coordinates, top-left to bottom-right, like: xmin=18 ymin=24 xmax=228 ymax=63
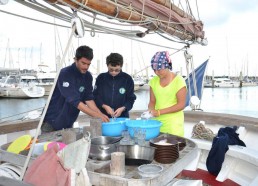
xmin=1 ymin=0 xmax=258 ymax=76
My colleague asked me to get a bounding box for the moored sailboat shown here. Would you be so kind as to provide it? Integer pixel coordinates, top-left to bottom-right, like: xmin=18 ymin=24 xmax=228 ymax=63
xmin=36 ymin=72 xmax=55 ymax=96
xmin=0 ymin=75 xmax=45 ymax=98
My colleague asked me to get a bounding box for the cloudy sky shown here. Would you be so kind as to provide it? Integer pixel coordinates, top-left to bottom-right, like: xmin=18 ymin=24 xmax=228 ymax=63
xmin=196 ymin=0 xmax=258 ymax=76
xmin=1 ymin=0 xmax=258 ymax=76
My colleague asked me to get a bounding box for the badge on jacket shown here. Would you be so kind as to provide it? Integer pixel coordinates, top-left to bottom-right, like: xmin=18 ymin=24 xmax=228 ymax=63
xmin=119 ymin=87 xmax=126 ymax=94
xmin=79 ymin=86 xmax=85 ymax=92
xmin=63 ymin=82 xmax=69 ymax=87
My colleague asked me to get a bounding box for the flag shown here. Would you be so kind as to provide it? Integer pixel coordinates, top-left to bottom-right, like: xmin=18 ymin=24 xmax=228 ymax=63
xmin=185 ymin=59 xmax=209 ymax=107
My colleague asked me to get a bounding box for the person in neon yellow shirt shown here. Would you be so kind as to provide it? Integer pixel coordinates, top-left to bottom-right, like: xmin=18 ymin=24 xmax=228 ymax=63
xmin=148 ymin=51 xmax=187 ymax=137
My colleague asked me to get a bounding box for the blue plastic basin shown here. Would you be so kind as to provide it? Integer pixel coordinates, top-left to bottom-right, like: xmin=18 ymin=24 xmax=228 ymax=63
xmin=102 ymin=117 xmax=129 ymax=137
xmin=125 ymin=120 xmax=162 ymax=140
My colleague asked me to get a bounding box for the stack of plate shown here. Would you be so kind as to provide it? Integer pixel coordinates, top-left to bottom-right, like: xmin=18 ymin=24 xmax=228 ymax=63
xmin=174 ymin=136 xmax=186 ymax=151
xmin=149 ymin=136 xmax=180 ymax=164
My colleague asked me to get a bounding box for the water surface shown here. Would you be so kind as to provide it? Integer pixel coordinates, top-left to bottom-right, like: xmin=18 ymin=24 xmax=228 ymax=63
xmin=1 ymin=86 xmax=258 ymax=122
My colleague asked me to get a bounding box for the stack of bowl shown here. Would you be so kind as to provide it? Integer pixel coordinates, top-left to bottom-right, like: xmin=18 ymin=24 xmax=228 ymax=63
xmin=149 ymin=135 xmax=180 ymax=164
xmin=172 ymin=136 xmax=186 ymax=151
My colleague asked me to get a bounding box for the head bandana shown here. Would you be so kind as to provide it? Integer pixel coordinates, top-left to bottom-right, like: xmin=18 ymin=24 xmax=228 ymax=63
xmin=151 ymin=51 xmax=172 ymax=70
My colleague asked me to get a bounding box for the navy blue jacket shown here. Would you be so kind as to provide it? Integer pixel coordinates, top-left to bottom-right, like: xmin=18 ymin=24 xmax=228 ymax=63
xmin=44 ymin=63 xmax=94 ymax=130
xmin=206 ymin=126 xmax=246 ymax=176
xmin=93 ymin=71 xmax=136 ymax=118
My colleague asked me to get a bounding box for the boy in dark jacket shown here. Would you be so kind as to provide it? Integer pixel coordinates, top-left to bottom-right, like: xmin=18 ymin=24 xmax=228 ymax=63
xmin=93 ymin=53 xmax=136 ymax=118
xmin=42 ymin=45 xmax=109 ymax=133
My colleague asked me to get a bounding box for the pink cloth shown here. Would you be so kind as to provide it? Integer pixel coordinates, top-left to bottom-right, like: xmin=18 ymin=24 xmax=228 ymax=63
xmin=47 ymin=142 xmax=67 ymax=150
xmin=24 ymin=144 xmax=71 ymax=186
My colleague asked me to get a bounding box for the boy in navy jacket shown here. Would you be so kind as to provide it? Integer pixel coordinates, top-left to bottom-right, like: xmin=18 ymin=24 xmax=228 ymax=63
xmin=93 ymin=53 xmax=136 ymax=118
xmin=42 ymin=46 xmax=109 ymax=133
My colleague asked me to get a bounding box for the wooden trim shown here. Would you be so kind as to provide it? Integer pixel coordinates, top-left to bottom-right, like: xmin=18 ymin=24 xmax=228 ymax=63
xmin=0 ymin=119 xmax=39 ymax=135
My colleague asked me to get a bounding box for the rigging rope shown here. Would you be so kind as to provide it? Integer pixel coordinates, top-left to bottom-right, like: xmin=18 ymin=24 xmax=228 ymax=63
xmin=11 ymin=0 xmax=205 ymax=44
xmin=19 ymin=24 xmax=76 ymax=181
xmin=184 ymin=45 xmax=199 ymax=107
xmin=0 ymin=107 xmax=43 ymax=124
xmin=0 ymin=8 xmax=185 ymax=50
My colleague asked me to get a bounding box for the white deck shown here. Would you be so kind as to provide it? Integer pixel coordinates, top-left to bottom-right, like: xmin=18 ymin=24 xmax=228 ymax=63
xmin=184 ymin=121 xmax=258 ymax=186
xmin=1 ymin=111 xmax=258 ymax=185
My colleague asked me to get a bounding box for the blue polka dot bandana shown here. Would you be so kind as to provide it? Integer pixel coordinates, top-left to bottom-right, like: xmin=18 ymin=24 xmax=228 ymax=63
xmin=151 ymin=51 xmax=172 ymax=70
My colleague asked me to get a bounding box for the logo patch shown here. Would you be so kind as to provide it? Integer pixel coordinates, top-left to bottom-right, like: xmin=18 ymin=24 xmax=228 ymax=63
xmin=63 ymin=82 xmax=69 ymax=87
xmin=119 ymin=87 xmax=126 ymax=94
xmin=79 ymin=86 xmax=85 ymax=92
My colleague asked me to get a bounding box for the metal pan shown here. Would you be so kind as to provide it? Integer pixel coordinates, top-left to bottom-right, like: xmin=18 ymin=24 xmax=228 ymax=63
xmin=117 ymin=145 xmax=156 ymax=165
xmin=89 ymin=136 xmax=122 ymax=161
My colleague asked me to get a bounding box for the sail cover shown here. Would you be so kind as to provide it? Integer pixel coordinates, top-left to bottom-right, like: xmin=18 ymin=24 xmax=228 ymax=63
xmin=15 ymin=0 xmax=206 ymax=45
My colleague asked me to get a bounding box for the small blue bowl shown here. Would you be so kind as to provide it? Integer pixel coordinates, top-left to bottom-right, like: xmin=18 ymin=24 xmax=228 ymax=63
xmin=126 ymin=120 xmax=162 ymax=140
xmin=102 ymin=117 xmax=129 ymax=137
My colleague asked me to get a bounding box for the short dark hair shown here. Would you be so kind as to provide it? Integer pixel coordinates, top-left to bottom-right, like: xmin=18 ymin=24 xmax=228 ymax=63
xmin=75 ymin=45 xmax=93 ymax=60
xmin=106 ymin=53 xmax=123 ymax=67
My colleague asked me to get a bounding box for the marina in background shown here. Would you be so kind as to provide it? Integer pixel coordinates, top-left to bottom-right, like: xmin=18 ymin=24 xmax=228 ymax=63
xmin=1 ymin=86 xmax=258 ymax=123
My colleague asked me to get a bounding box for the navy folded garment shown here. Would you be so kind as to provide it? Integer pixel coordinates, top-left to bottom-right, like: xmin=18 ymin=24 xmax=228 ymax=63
xmin=206 ymin=126 xmax=246 ymax=176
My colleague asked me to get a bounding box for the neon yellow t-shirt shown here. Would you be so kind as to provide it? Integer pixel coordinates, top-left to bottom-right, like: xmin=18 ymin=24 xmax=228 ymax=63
xmin=149 ymin=75 xmax=186 ymax=137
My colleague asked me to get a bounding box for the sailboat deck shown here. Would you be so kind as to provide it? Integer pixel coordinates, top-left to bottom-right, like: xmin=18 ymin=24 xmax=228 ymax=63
xmin=0 ymin=129 xmax=198 ymax=186
xmin=86 ymin=139 xmax=197 ymax=185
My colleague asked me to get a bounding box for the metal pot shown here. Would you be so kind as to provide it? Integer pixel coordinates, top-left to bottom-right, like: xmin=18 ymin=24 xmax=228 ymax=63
xmin=89 ymin=136 xmax=122 ymax=161
xmin=117 ymin=145 xmax=156 ymax=165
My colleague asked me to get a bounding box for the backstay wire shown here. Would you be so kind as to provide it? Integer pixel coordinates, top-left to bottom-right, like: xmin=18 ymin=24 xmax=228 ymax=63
xmin=184 ymin=46 xmax=199 ymax=107
xmin=19 ymin=24 xmax=76 ymax=181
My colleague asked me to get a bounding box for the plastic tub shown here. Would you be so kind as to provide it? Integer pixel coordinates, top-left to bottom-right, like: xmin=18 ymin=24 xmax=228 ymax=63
xmin=125 ymin=120 xmax=162 ymax=140
xmin=102 ymin=117 xmax=129 ymax=137
xmin=138 ymin=164 xmax=163 ymax=178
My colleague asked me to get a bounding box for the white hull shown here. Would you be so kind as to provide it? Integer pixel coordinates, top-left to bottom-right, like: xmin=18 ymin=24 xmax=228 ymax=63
xmin=204 ymin=79 xmax=240 ymax=88
xmin=134 ymin=84 xmax=142 ymax=91
xmin=36 ymin=72 xmax=56 ymax=96
xmin=134 ymin=84 xmax=150 ymax=91
xmin=133 ymin=78 xmax=146 ymax=91
xmin=242 ymin=82 xmax=258 ymax=87
xmin=214 ymin=82 xmax=239 ymax=88
xmin=37 ymin=83 xmax=53 ymax=96
xmin=0 ymin=86 xmax=45 ymax=98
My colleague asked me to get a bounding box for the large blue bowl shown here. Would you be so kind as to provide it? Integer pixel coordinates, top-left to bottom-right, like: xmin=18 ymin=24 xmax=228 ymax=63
xmin=102 ymin=117 xmax=129 ymax=137
xmin=125 ymin=120 xmax=162 ymax=140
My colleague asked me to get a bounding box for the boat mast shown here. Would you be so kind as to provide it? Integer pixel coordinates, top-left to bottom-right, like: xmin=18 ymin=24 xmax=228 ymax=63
xmin=226 ymin=36 xmax=230 ymax=78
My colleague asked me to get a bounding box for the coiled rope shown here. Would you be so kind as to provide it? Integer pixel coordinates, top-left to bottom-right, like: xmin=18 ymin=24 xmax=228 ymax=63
xmin=192 ymin=122 xmax=215 ymax=141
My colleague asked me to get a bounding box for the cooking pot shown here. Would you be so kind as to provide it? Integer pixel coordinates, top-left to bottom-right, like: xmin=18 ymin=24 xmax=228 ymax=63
xmin=117 ymin=145 xmax=156 ymax=165
xmin=89 ymin=136 xmax=122 ymax=161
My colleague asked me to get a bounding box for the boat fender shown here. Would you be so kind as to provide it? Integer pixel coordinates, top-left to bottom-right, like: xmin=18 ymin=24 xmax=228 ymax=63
xmin=71 ymin=13 xmax=85 ymax=38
